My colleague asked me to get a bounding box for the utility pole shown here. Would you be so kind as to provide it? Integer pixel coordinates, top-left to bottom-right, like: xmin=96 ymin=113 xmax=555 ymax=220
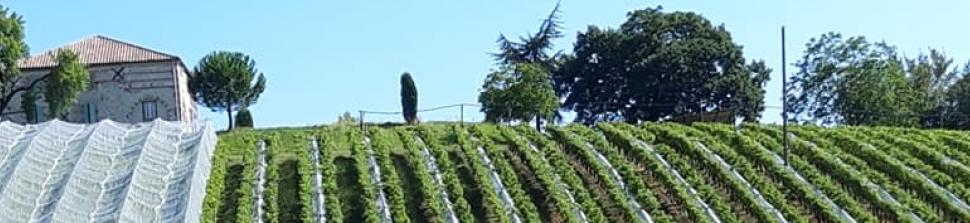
xmin=781 ymin=26 xmax=789 ymax=166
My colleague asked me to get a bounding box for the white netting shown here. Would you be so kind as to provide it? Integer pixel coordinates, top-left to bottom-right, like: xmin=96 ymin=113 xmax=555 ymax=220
xmin=468 ymin=136 xmax=522 ymax=223
xmin=579 ymin=139 xmax=651 ymax=223
xmin=693 ymin=142 xmax=787 ymax=223
xmin=0 ymin=119 xmax=216 ymax=223
xmin=309 ymin=137 xmax=327 ymax=223
xmin=753 ymin=140 xmax=856 ymax=223
xmin=252 ymin=140 xmax=267 ymax=223
xmin=514 ymin=134 xmax=587 ymax=223
xmin=795 ymin=134 xmax=923 ymax=223
xmin=631 ymin=139 xmax=721 ymax=223
xmin=363 ymin=137 xmax=393 ymax=223
xmin=414 ymin=135 xmax=459 ymax=223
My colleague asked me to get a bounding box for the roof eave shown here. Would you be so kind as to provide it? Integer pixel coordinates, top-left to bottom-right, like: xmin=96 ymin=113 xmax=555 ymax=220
xmin=19 ymin=58 xmax=183 ymax=72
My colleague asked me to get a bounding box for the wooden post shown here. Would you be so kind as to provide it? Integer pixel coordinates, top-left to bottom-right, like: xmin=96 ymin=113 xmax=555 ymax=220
xmin=460 ymin=104 xmax=464 ymax=127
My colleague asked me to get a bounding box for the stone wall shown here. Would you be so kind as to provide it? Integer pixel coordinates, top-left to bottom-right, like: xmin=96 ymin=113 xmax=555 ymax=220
xmin=1 ymin=61 xmax=196 ymax=123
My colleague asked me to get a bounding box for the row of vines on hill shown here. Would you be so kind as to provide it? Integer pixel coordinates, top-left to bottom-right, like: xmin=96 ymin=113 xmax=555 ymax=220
xmin=201 ymin=123 xmax=970 ymax=223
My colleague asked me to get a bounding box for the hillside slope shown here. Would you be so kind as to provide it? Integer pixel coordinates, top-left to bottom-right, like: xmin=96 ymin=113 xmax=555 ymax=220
xmin=201 ymin=122 xmax=970 ymax=223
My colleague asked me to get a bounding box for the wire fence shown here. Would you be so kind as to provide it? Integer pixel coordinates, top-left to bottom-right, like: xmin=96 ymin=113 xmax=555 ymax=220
xmin=355 ymin=101 xmax=970 ymax=129
xmin=357 ymin=103 xmax=480 ymax=130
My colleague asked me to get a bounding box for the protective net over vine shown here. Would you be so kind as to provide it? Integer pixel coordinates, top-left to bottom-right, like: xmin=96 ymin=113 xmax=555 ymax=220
xmin=0 ymin=119 xmax=216 ymax=223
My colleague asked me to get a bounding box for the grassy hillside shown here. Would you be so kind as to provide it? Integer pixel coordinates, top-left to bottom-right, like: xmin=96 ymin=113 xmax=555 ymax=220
xmin=201 ymin=122 xmax=970 ymax=223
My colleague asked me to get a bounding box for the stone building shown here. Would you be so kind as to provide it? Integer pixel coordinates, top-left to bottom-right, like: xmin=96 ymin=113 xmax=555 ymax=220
xmin=0 ymin=35 xmax=196 ymax=123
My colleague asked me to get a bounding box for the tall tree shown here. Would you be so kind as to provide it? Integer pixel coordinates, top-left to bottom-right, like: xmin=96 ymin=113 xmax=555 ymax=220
xmin=494 ymin=2 xmax=563 ymax=70
xmin=555 ymin=7 xmax=770 ymax=125
xmin=905 ymin=49 xmax=959 ymax=127
xmin=400 ymin=72 xmax=418 ymax=124
xmin=0 ymin=5 xmax=30 ymax=119
xmin=479 ymin=63 xmax=558 ymax=124
xmin=786 ymin=33 xmax=958 ymax=127
xmin=490 ymin=2 xmax=563 ymax=129
xmin=190 ymin=51 xmax=267 ymax=130
xmin=44 ymin=49 xmax=90 ymax=119
xmin=941 ymin=63 xmax=970 ymax=129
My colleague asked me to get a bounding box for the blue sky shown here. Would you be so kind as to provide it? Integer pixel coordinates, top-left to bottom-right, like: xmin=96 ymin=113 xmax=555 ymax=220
xmin=10 ymin=0 xmax=970 ymax=128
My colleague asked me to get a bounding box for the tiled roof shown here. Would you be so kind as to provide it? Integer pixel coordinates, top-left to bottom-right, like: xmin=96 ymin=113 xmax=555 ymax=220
xmin=18 ymin=35 xmax=178 ymax=69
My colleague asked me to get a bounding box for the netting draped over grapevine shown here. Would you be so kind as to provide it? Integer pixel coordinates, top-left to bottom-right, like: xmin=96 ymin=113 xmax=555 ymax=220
xmin=0 ymin=119 xmax=216 ymax=223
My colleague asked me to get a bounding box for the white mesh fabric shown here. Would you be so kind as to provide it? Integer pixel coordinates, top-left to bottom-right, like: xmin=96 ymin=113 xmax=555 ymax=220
xmin=0 ymin=120 xmax=93 ymax=222
xmin=51 ymin=121 xmax=151 ymax=222
xmin=0 ymin=119 xmax=216 ymax=223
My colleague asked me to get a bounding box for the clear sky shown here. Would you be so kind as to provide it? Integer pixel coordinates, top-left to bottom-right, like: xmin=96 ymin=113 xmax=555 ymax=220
xmin=9 ymin=0 xmax=970 ymax=128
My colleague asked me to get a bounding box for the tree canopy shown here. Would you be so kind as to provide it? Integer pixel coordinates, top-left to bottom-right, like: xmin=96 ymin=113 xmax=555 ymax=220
xmin=400 ymin=72 xmax=418 ymax=124
xmin=787 ymin=33 xmax=967 ymax=127
xmin=44 ymin=49 xmax=89 ymax=119
xmin=554 ymin=7 xmax=770 ymax=125
xmin=943 ymin=65 xmax=970 ymax=129
xmin=481 ymin=2 xmax=563 ymax=129
xmin=234 ymin=107 xmax=253 ymax=128
xmin=190 ymin=51 xmax=267 ymax=130
xmin=479 ymin=63 xmax=559 ymax=123
xmin=0 ymin=5 xmax=30 ymax=119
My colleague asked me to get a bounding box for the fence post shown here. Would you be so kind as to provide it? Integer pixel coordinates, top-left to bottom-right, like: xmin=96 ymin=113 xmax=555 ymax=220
xmin=460 ymin=104 xmax=464 ymax=127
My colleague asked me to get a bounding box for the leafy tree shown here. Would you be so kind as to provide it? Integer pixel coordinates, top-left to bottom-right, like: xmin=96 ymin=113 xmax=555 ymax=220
xmin=337 ymin=111 xmax=358 ymax=125
xmin=0 ymin=6 xmax=30 ymax=119
xmin=44 ymin=49 xmax=90 ymax=119
xmin=234 ymin=107 xmax=253 ymax=128
xmin=400 ymin=72 xmax=418 ymax=124
xmin=941 ymin=64 xmax=970 ymax=129
xmin=189 ymin=51 xmax=267 ymax=130
xmin=905 ymin=49 xmax=959 ymax=127
xmin=494 ymin=2 xmax=562 ymax=71
xmin=555 ymin=7 xmax=770 ymax=125
xmin=490 ymin=2 xmax=563 ymax=129
xmin=787 ymin=33 xmax=964 ymax=127
xmin=479 ymin=63 xmax=558 ymax=124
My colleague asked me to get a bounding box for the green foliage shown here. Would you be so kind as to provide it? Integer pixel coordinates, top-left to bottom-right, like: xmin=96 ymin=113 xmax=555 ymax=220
xmin=205 ymin=123 xmax=970 ymax=223
xmin=337 ymin=111 xmax=358 ymax=126
xmin=0 ymin=5 xmax=28 ymax=117
xmin=400 ymin=73 xmax=418 ymax=124
xmin=490 ymin=3 xmax=563 ymax=125
xmin=44 ymin=49 xmax=89 ymax=119
xmin=190 ymin=51 xmax=267 ymax=130
xmin=554 ymin=7 xmax=770 ymax=124
xmin=493 ymin=2 xmax=562 ymax=74
xmin=235 ymin=107 xmax=254 ymax=128
xmin=479 ymin=63 xmax=559 ymax=123
xmin=20 ymin=88 xmax=36 ymax=123
xmin=415 ymin=125 xmax=479 ymax=223
xmin=942 ymin=64 xmax=970 ymax=129
xmin=788 ymin=32 xmax=970 ymax=128
xmin=905 ymin=50 xmax=959 ymax=127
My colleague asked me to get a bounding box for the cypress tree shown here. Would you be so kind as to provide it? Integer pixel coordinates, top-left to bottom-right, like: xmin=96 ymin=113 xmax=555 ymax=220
xmin=400 ymin=72 xmax=418 ymax=124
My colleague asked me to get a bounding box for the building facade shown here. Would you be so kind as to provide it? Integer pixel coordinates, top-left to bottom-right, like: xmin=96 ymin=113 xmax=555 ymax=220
xmin=0 ymin=35 xmax=196 ymax=123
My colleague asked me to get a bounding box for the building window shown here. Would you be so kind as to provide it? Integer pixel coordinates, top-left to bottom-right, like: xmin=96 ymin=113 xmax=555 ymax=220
xmin=142 ymin=101 xmax=158 ymax=121
xmin=85 ymin=103 xmax=98 ymax=123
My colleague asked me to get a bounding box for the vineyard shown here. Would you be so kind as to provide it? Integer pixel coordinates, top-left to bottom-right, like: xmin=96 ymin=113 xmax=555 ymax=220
xmin=201 ymin=122 xmax=970 ymax=223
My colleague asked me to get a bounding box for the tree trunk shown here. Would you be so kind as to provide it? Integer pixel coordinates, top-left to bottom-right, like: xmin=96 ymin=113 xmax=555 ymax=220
xmin=535 ymin=115 xmax=541 ymax=132
xmin=227 ymin=106 xmax=234 ymax=131
xmin=0 ymin=100 xmax=8 ymax=121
